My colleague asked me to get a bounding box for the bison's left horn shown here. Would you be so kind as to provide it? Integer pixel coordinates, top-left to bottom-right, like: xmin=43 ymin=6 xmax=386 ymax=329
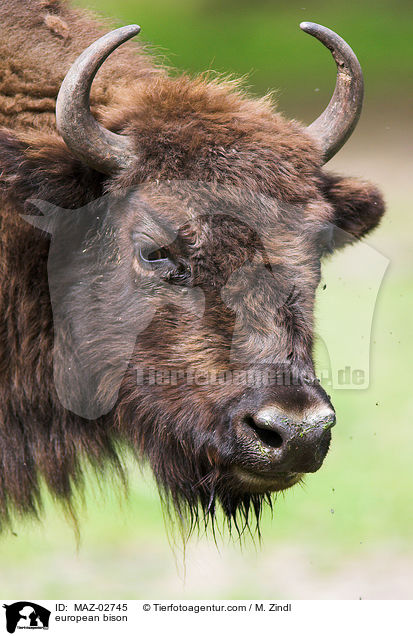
xmin=300 ymin=22 xmax=364 ymax=163
xmin=56 ymin=25 xmax=140 ymax=175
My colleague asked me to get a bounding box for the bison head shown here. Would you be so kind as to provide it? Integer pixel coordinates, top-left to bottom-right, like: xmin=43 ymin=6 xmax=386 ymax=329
xmin=6 ymin=22 xmax=384 ymax=533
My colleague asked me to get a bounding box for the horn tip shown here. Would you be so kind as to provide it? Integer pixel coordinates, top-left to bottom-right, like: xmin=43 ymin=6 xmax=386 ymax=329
xmin=125 ymin=24 xmax=141 ymax=36
xmin=299 ymin=21 xmax=320 ymax=34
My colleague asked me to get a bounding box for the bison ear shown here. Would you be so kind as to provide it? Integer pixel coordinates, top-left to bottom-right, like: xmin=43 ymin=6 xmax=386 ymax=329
xmin=0 ymin=129 xmax=105 ymax=210
xmin=320 ymin=173 xmax=385 ymax=249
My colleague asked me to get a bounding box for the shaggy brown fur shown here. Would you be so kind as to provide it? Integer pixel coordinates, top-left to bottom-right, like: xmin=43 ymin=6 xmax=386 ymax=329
xmin=0 ymin=0 xmax=384 ymax=535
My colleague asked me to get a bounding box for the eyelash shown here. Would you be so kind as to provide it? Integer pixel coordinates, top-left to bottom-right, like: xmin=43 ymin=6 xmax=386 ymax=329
xmin=138 ymin=244 xmax=191 ymax=286
xmin=139 ymin=246 xmax=171 ymax=263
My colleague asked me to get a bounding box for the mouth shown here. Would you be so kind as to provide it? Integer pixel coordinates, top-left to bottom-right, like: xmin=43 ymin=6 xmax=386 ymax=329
xmin=232 ymin=466 xmax=303 ymax=493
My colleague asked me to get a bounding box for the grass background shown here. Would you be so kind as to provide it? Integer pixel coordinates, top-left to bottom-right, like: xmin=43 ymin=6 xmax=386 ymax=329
xmin=0 ymin=0 xmax=411 ymax=599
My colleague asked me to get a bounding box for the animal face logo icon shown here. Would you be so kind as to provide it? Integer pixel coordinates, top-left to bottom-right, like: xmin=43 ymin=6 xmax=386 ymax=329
xmin=2 ymin=602 xmax=51 ymax=633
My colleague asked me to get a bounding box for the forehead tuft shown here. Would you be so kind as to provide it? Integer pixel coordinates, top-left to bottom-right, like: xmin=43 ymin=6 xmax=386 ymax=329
xmin=102 ymin=75 xmax=323 ymax=202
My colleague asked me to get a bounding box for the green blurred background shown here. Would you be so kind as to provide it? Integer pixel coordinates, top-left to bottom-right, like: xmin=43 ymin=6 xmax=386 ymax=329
xmin=0 ymin=0 xmax=412 ymax=599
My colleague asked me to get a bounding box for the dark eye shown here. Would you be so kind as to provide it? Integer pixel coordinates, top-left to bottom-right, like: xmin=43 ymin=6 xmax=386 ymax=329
xmin=137 ymin=242 xmax=191 ymax=286
xmin=139 ymin=246 xmax=171 ymax=263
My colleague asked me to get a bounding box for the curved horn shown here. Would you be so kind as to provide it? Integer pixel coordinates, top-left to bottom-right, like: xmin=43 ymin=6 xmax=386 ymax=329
xmin=56 ymin=25 xmax=140 ymax=175
xmin=300 ymin=22 xmax=364 ymax=163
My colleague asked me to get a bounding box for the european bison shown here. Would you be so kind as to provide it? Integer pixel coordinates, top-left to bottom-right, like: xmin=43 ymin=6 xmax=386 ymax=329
xmin=0 ymin=1 xmax=384 ymax=534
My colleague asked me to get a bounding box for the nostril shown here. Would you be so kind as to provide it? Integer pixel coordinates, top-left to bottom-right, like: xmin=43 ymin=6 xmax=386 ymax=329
xmin=244 ymin=415 xmax=284 ymax=449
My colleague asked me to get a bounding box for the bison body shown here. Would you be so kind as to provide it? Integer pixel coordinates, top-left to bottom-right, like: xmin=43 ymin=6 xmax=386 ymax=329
xmin=0 ymin=0 xmax=384 ymax=533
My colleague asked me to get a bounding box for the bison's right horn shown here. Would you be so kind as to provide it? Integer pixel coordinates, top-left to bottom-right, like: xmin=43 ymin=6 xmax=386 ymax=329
xmin=56 ymin=25 xmax=140 ymax=175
